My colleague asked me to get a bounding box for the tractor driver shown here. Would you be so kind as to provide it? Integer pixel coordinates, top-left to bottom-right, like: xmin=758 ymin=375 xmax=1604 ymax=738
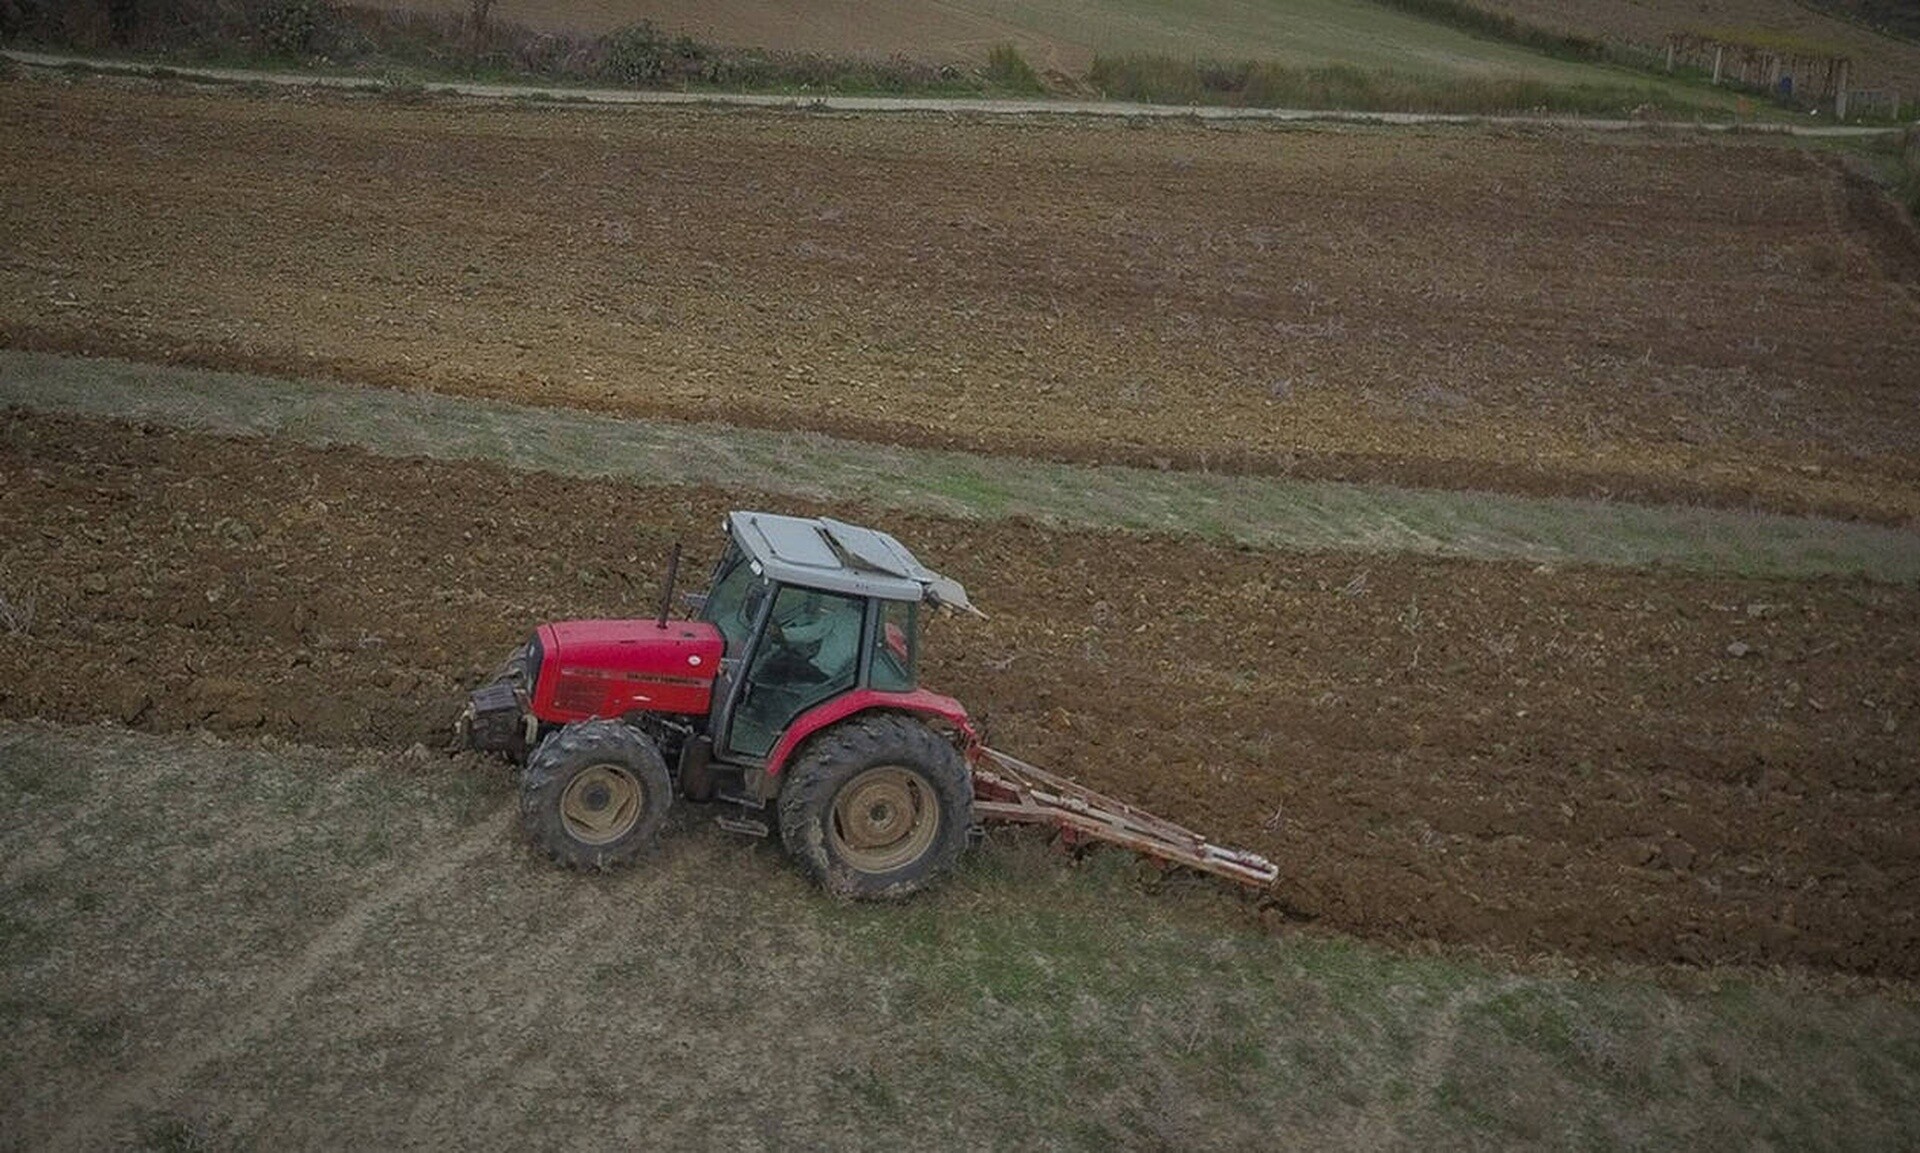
xmin=765 ymin=589 xmax=863 ymax=686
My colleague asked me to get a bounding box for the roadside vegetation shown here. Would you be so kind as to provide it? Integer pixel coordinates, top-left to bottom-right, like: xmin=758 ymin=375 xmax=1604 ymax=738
xmin=2 ymin=1 xmax=1041 ymax=97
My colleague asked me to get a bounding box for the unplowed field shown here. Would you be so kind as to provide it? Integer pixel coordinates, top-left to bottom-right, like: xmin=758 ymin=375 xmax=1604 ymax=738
xmin=4 ymin=78 xmax=1918 ymax=521
xmin=3 ymin=411 xmax=1915 ymax=977
xmin=1474 ymin=0 xmax=1920 ymax=96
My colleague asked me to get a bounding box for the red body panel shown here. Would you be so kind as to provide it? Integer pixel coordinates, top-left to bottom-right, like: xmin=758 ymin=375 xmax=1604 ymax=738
xmin=762 ymin=687 xmax=977 ymax=777
xmin=531 ymin=619 xmax=723 ymax=721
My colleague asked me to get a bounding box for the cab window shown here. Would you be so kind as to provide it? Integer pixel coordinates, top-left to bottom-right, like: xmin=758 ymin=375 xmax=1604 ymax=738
xmin=700 ymin=546 xmax=764 ymax=654
xmin=869 ymin=599 xmax=917 ymax=692
xmin=728 ymin=586 xmax=865 ymax=759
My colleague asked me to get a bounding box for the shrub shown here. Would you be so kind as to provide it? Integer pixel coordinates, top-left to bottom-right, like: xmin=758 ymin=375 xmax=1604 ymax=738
xmin=255 ymin=0 xmax=326 ymax=57
xmin=983 ymin=43 xmax=1042 ymax=93
xmin=599 ymin=21 xmax=670 ymax=84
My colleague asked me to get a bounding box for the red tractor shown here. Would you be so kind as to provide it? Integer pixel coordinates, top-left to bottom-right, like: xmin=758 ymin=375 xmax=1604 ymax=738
xmin=462 ymin=510 xmax=1276 ymax=898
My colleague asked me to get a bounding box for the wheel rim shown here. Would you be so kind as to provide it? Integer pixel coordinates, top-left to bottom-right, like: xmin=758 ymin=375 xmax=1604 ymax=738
xmin=829 ymin=766 xmax=940 ymax=874
xmin=560 ymin=763 xmax=645 ymax=845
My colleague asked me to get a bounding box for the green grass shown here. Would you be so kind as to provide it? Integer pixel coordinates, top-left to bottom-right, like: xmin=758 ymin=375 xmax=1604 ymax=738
xmin=924 ymin=0 xmax=1760 ymax=116
xmin=4 ymin=349 xmax=1915 ymax=584
xmin=1087 ymin=53 xmax=1698 ymax=115
xmin=3 ymin=721 xmax=1916 ymax=1148
xmin=946 ymin=0 xmax=1622 ymax=78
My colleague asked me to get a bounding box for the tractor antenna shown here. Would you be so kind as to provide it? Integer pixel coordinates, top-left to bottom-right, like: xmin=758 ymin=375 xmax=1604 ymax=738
xmin=657 ymin=541 xmax=682 ymax=628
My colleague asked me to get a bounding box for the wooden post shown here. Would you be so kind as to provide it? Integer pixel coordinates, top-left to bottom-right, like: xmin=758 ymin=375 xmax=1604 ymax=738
xmin=1665 ymin=43 xmax=1675 ymax=73
xmin=1712 ymin=45 xmax=1724 ymax=85
xmin=1835 ymin=59 xmax=1849 ymax=119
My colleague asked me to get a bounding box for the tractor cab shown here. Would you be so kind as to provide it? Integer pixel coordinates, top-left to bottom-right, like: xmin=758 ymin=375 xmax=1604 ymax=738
xmin=698 ymin=511 xmax=973 ymax=765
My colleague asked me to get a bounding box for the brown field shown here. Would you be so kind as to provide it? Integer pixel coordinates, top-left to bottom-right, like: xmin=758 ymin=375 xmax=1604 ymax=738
xmin=3 ymin=78 xmax=1918 ymax=524
xmin=3 ymin=411 xmax=1915 ymax=978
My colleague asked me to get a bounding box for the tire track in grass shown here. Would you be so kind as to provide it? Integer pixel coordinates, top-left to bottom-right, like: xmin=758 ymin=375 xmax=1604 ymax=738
xmin=2 ymin=349 xmax=1916 ymax=583
xmin=51 ymin=803 xmax=515 ymax=1152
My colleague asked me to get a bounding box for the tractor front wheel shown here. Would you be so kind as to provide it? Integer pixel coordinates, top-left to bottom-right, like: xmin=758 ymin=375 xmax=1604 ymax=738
xmin=778 ymin=714 xmax=973 ymax=899
xmin=521 ymin=720 xmax=672 ymax=870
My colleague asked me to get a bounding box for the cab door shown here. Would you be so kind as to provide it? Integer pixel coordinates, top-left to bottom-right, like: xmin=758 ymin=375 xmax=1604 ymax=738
xmin=721 ymin=586 xmax=867 ymax=760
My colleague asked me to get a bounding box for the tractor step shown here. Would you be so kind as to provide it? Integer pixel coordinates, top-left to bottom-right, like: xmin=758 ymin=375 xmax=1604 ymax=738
xmin=716 ymin=814 xmax=771 ymax=838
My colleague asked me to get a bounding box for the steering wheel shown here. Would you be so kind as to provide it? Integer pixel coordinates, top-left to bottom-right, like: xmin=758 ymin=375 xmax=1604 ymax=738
xmin=770 ymin=602 xmax=827 ymax=655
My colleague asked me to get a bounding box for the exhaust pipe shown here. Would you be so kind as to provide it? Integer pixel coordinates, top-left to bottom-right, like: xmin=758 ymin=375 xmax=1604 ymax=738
xmin=656 ymin=541 xmax=682 ymax=628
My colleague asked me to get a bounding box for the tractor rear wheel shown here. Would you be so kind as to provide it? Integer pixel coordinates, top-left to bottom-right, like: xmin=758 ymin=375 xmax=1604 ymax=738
xmin=521 ymin=720 xmax=672 ymax=870
xmin=778 ymin=714 xmax=972 ymax=899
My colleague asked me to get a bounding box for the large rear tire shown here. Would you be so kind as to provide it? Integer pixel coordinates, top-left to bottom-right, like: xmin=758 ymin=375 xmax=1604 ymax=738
xmin=521 ymin=720 xmax=672 ymax=870
xmin=778 ymin=714 xmax=973 ymax=899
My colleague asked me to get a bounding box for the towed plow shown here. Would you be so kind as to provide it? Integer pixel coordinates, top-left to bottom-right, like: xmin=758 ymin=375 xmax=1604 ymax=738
xmin=971 ymin=746 xmax=1278 ymax=889
xmin=461 ymin=509 xmax=1275 ymax=898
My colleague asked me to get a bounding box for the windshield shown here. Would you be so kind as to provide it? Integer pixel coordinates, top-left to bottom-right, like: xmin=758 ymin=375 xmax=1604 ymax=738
xmin=699 ymin=545 xmax=764 ymax=654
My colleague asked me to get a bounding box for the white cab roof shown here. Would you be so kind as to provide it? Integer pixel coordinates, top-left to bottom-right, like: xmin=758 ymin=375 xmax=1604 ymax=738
xmin=727 ymin=511 xmax=976 ymax=613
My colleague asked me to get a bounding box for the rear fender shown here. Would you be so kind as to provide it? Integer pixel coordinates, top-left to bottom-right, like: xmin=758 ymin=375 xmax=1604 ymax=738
xmin=761 ymin=688 xmax=977 ymax=785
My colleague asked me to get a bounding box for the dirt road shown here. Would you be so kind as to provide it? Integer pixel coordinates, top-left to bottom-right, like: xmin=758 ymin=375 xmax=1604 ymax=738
xmin=10 ymin=50 xmax=1908 ymax=132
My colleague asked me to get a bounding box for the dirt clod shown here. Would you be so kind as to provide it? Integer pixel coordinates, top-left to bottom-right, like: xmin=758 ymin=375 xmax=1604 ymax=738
xmin=1659 ymin=837 xmax=1697 ymax=872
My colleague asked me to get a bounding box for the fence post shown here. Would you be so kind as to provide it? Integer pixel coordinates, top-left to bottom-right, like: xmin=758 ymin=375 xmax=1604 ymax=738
xmin=1835 ymin=59 xmax=1848 ymax=119
xmin=1713 ymin=45 xmax=1724 ymax=85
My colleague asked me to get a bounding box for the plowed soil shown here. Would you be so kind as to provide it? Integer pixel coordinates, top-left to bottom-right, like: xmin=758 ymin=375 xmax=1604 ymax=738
xmin=3 ymin=411 xmax=1915 ymax=977
xmin=4 ymin=77 xmax=1919 ymax=521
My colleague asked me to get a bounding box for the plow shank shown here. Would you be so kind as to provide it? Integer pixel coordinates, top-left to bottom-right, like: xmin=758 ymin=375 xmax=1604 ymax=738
xmin=969 ymin=746 xmax=1279 ymax=890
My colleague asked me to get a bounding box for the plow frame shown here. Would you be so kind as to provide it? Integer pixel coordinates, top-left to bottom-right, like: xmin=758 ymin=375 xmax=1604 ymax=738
xmin=968 ymin=746 xmax=1279 ymax=890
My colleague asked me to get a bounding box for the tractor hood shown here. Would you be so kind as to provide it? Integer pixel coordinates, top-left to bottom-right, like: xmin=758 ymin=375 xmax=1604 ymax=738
xmin=530 ymin=618 xmax=724 ymax=721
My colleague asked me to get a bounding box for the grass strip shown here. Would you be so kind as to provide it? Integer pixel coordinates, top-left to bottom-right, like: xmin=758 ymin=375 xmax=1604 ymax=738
xmin=2 ymin=349 xmax=1914 ymax=583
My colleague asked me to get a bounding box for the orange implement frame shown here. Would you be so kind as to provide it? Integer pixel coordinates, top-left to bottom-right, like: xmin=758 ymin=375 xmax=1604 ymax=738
xmin=969 ymin=746 xmax=1279 ymax=890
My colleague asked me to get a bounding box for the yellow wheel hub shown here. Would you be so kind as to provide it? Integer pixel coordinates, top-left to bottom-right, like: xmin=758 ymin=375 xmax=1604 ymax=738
xmin=560 ymin=763 xmax=644 ymax=845
xmin=829 ymin=766 xmax=939 ymax=873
